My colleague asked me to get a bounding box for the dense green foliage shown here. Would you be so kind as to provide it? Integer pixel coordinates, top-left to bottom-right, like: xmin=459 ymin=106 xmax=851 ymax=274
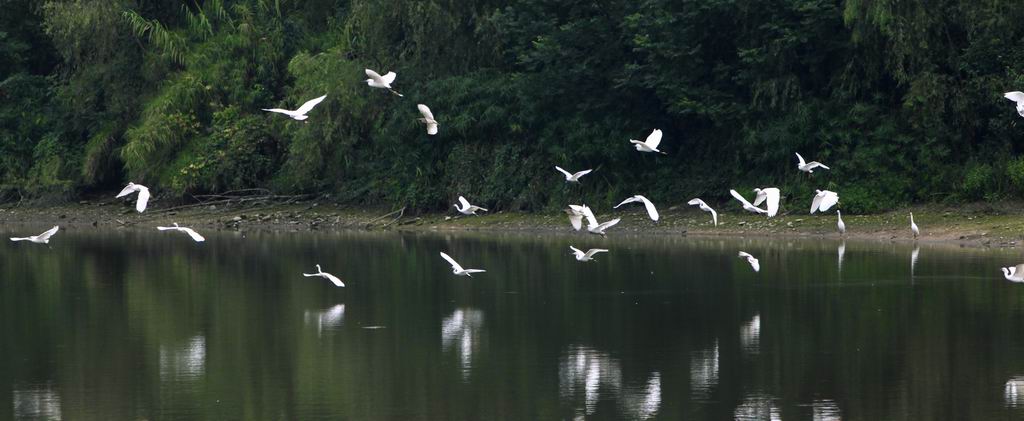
xmin=3 ymin=0 xmax=1024 ymax=212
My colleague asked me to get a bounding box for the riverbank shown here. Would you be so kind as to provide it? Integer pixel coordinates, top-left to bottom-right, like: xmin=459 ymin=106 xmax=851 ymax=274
xmin=1 ymin=197 xmax=1022 ymax=247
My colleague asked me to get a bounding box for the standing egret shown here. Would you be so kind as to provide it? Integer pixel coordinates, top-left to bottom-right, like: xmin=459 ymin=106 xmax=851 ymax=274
xmin=752 ymin=188 xmax=781 ymax=217
xmin=810 ymin=190 xmax=839 ymax=214
xmin=439 ymin=252 xmax=486 ymax=276
xmin=116 ymin=182 xmax=151 ymax=213
xmin=1005 ymin=92 xmax=1024 ymax=117
xmin=1001 ymin=264 xmax=1024 ymax=282
xmin=629 ymin=129 xmax=667 ymax=154
xmin=302 ymin=264 xmax=345 ymax=287
xmin=738 ymin=251 xmax=760 ymax=272
xmin=417 ymin=104 xmax=438 ymax=135
xmin=569 ymin=246 xmax=609 ymax=262
xmin=910 ymin=213 xmax=920 ymax=239
xmin=10 ymin=226 xmax=59 ymax=244
xmin=156 ymin=223 xmax=206 ymax=242
xmin=454 ymin=196 xmax=488 ymax=216
xmin=687 ymin=198 xmax=718 ymax=226
xmin=566 ymin=205 xmax=588 ymax=231
xmin=554 ymin=166 xmax=593 ymax=183
xmin=580 ymin=205 xmax=620 ymax=236
xmin=837 ymin=210 xmax=846 ymax=235
xmin=730 ymin=190 xmax=769 ymax=215
xmin=795 ymin=153 xmax=830 ymax=173
xmin=614 ymin=195 xmax=659 ymax=222
xmin=365 ymin=69 xmax=403 ymax=97
xmin=261 ymin=94 xmax=327 ymax=121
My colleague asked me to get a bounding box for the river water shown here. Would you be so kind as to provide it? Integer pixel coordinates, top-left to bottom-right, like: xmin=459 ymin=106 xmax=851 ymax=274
xmin=1 ymin=226 xmax=1023 ymax=420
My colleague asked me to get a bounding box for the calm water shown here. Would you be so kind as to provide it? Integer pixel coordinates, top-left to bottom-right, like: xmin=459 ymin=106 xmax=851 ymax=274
xmin=2 ymin=226 xmax=1024 ymax=420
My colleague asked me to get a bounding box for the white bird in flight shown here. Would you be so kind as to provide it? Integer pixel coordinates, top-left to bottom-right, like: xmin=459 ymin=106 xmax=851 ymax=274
xmin=439 ymin=252 xmax=486 ymax=276
xmin=554 ymin=166 xmax=593 ymax=183
xmin=910 ymin=213 xmax=920 ymax=239
xmin=569 ymin=246 xmax=609 ymax=262
xmin=1005 ymin=92 xmax=1024 ymax=117
xmin=365 ymin=69 xmax=403 ymax=97
xmin=810 ymin=190 xmax=839 ymax=214
xmin=10 ymin=226 xmax=59 ymax=244
xmin=116 ymin=182 xmax=151 ymax=213
xmin=795 ymin=153 xmax=830 ymax=173
xmin=156 ymin=223 xmax=205 ymax=242
xmin=580 ymin=205 xmax=621 ymax=236
xmin=454 ymin=196 xmax=488 ymax=216
xmin=752 ymin=188 xmax=781 ymax=217
xmin=302 ymin=264 xmax=345 ymax=287
xmin=730 ymin=189 xmax=769 ymax=215
xmin=687 ymin=198 xmax=718 ymax=226
xmin=417 ymin=104 xmax=438 ymax=135
xmin=837 ymin=210 xmax=846 ymax=235
xmin=566 ymin=205 xmax=588 ymax=231
xmin=614 ymin=195 xmax=659 ymax=222
xmin=261 ymin=94 xmax=327 ymax=121
xmin=1001 ymin=264 xmax=1024 ymax=283
xmin=629 ymin=129 xmax=667 ymax=154
xmin=738 ymin=251 xmax=760 ymax=272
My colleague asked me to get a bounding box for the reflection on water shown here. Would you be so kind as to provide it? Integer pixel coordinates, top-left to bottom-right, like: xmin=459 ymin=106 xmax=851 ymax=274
xmin=440 ymin=308 xmax=484 ymax=381
xmin=741 ymin=314 xmax=761 ymax=355
xmin=812 ymin=399 xmax=842 ymax=420
xmin=623 ymin=372 xmax=661 ymax=420
xmin=13 ymin=386 xmax=62 ymax=420
xmin=159 ymin=336 xmax=206 ymax=381
xmin=559 ymin=346 xmax=622 ymax=417
xmin=837 ymin=241 xmax=845 ymax=273
xmin=304 ymin=304 xmax=345 ymax=336
xmin=1007 ymin=377 xmax=1024 ymax=407
xmin=734 ymin=393 xmax=781 ymax=421
xmin=911 ymin=245 xmax=920 ymax=277
xmin=690 ymin=341 xmax=719 ymax=399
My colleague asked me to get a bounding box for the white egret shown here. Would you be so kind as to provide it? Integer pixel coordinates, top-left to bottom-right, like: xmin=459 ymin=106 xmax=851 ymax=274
xmin=566 ymin=205 xmax=588 ymax=231
xmin=569 ymin=246 xmax=609 ymax=262
xmin=417 ymin=104 xmax=438 ymax=135
xmin=439 ymin=252 xmax=486 ymax=276
xmin=910 ymin=213 xmax=920 ymax=239
xmin=365 ymin=69 xmax=403 ymax=97
xmin=579 ymin=205 xmax=621 ymax=236
xmin=810 ymin=190 xmax=839 ymax=214
xmin=116 ymin=182 xmax=151 ymax=213
xmin=730 ymin=189 xmax=769 ymax=215
xmin=454 ymin=196 xmax=488 ymax=216
xmin=795 ymin=153 xmax=830 ymax=173
xmin=302 ymin=264 xmax=345 ymax=287
xmin=555 ymin=166 xmax=593 ymax=183
xmin=261 ymin=94 xmax=327 ymax=121
xmin=1005 ymin=92 xmax=1024 ymax=117
xmin=687 ymin=198 xmax=718 ymax=226
xmin=629 ymin=129 xmax=667 ymax=154
xmin=752 ymin=187 xmax=781 ymax=217
xmin=1002 ymin=264 xmax=1024 ymax=283
xmin=156 ymin=223 xmax=205 ymax=242
xmin=738 ymin=251 xmax=760 ymax=272
xmin=837 ymin=210 xmax=846 ymax=235
xmin=614 ymin=195 xmax=659 ymax=222
xmin=10 ymin=226 xmax=59 ymax=244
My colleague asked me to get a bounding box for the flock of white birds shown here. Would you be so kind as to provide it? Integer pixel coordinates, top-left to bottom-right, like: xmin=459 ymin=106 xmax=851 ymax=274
xmin=9 ymin=76 xmax=1024 ymax=285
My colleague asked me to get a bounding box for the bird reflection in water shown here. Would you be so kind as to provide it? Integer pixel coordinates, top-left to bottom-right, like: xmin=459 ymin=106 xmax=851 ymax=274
xmin=159 ymin=335 xmax=206 ymax=381
xmin=1005 ymin=377 xmax=1024 ymax=407
xmin=741 ymin=314 xmax=761 ymax=355
xmin=559 ymin=346 xmax=661 ymax=419
xmin=13 ymin=386 xmax=61 ymax=420
xmin=734 ymin=393 xmax=781 ymax=421
xmin=690 ymin=340 xmax=719 ymax=400
xmin=441 ymin=308 xmax=484 ymax=381
xmin=304 ymin=304 xmax=346 ymax=337
xmin=812 ymin=399 xmax=842 ymax=420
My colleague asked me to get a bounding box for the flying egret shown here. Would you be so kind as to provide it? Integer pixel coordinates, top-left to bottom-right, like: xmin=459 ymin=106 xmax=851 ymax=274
xmin=555 ymin=166 xmax=593 ymax=183
xmin=837 ymin=210 xmax=846 ymax=235
xmin=795 ymin=153 xmax=830 ymax=173
xmin=738 ymin=251 xmax=760 ymax=272
xmin=629 ymin=129 xmax=667 ymax=154
xmin=752 ymin=188 xmax=781 ymax=217
xmin=687 ymin=198 xmax=718 ymax=226
xmin=417 ymin=104 xmax=438 ymax=135
xmin=1001 ymin=264 xmax=1024 ymax=283
xmin=910 ymin=213 xmax=920 ymax=239
xmin=1005 ymin=92 xmax=1024 ymax=118
xmin=261 ymin=94 xmax=327 ymax=121
xmin=454 ymin=196 xmax=488 ymax=216
xmin=569 ymin=246 xmax=609 ymax=262
xmin=614 ymin=195 xmax=659 ymax=222
xmin=579 ymin=205 xmax=621 ymax=236
xmin=810 ymin=190 xmax=839 ymax=214
xmin=439 ymin=252 xmax=486 ymax=276
xmin=116 ymin=182 xmax=151 ymax=213
xmin=156 ymin=223 xmax=206 ymax=242
xmin=10 ymin=226 xmax=59 ymax=244
xmin=365 ymin=69 xmax=403 ymax=97
xmin=730 ymin=190 xmax=769 ymax=215
xmin=302 ymin=264 xmax=345 ymax=287
xmin=566 ymin=204 xmax=588 ymax=231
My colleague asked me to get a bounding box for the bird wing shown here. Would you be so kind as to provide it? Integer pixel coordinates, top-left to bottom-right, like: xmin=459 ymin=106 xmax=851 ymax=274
xmin=439 ymin=252 xmax=464 ymax=272
xmin=116 ymin=183 xmax=139 ymax=198
xmin=710 ymin=208 xmax=718 ymax=226
xmin=730 ymin=189 xmax=754 ymax=207
xmin=157 ymin=226 xmax=176 ymax=231
xmin=136 ymin=187 xmax=150 ymax=212
xmin=795 ymin=152 xmax=806 ymax=166
xmin=425 ymin=122 xmax=438 ymax=135
xmin=555 ymin=166 xmax=573 ymax=178
xmin=365 ymin=68 xmax=385 ymax=83
xmin=302 ymin=273 xmax=319 ymax=277
xmin=568 ymin=214 xmax=583 ymax=231
xmin=417 ymin=104 xmax=435 ymax=120
xmin=750 ymin=259 xmax=760 ymax=272
xmin=585 ymin=249 xmax=609 ymax=258
xmin=614 ymin=196 xmax=638 ymax=209
xmin=1015 ymin=263 xmax=1024 ymax=275
xmin=458 ymin=196 xmax=470 ymax=209
xmin=569 ymin=246 xmax=583 ymax=256
xmin=819 ymin=191 xmax=839 ymax=212
xmin=381 ymin=71 xmax=397 ymax=84
xmin=573 ymin=169 xmax=593 ymax=178
xmin=645 ymin=129 xmax=663 ymax=148
xmin=810 ymin=192 xmax=824 ymax=214
xmin=687 ymin=198 xmax=704 ymax=207
xmin=261 ymin=108 xmax=298 ymax=116
xmin=764 ymin=188 xmax=780 ymax=217
xmin=596 ymin=218 xmax=621 ymax=231
xmin=463 ymin=269 xmax=486 ymax=274
xmin=636 ymin=195 xmax=659 ymax=221
xmin=37 ymin=226 xmax=59 ymax=242
xmin=808 ymin=162 xmax=830 ymax=170
xmin=294 ymin=94 xmax=327 ymax=115
xmin=181 ymin=227 xmax=205 ymax=242
xmin=752 ymin=190 xmax=767 ymax=207
xmin=738 ymin=251 xmax=753 ymax=259
xmin=1006 ymin=92 xmax=1024 ymax=103
xmin=581 ymin=205 xmax=598 ymax=227
xmin=323 ymin=272 xmax=345 ymax=287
